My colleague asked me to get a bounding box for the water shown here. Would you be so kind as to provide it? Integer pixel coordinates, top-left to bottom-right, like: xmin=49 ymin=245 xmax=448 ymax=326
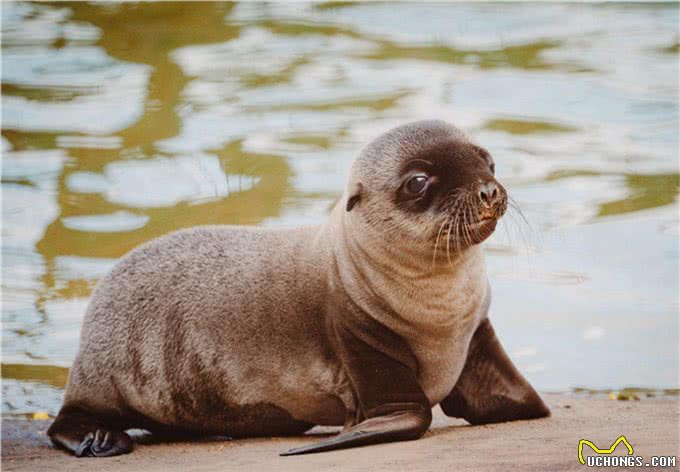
xmin=1 ymin=2 xmax=678 ymax=416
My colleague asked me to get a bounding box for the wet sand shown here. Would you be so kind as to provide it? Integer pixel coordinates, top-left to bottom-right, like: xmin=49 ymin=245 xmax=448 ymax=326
xmin=2 ymin=394 xmax=678 ymax=472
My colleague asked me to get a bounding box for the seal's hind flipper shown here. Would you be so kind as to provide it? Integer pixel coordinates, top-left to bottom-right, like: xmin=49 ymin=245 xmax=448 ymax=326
xmin=440 ymin=318 xmax=550 ymax=424
xmin=282 ymin=315 xmax=432 ymax=456
xmin=48 ymin=405 xmax=134 ymax=457
xmin=280 ymin=408 xmax=430 ymax=456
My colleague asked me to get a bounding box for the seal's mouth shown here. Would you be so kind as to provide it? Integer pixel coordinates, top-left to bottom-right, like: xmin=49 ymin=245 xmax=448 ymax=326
xmin=465 ymin=217 xmax=498 ymax=242
xmin=475 ymin=205 xmax=506 ymax=224
xmin=466 ymin=203 xmax=505 ymax=237
xmin=469 ymin=217 xmax=497 ymax=229
xmin=478 ymin=207 xmax=498 ymax=221
xmin=434 ymin=184 xmax=508 ymax=250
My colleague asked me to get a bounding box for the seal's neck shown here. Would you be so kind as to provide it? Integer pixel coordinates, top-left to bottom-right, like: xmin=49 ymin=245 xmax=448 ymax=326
xmin=326 ymin=202 xmax=488 ymax=334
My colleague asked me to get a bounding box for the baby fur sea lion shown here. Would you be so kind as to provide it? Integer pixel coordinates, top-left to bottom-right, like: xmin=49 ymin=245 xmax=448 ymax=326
xmin=48 ymin=120 xmax=549 ymax=457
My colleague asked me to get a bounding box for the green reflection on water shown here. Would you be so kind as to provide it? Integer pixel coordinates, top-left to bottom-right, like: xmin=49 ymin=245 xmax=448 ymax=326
xmin=251 ymin=90 xmax=411 ymax=112
xmin=35 ymin=140 xmax=290 ymax=261
xmin=363 ymin=40 xmax=562 ymax=70
xmin=484 ymin=118 xmax=578 ymax=135
xmin=283 ymin=135 xmax=334 ymax=149
xmin=314 ymin=1 xmax=357 ymax=11
xmin=599 ymin=174 xmax=680 ymax=217
xmin=1 ymin=83 xmax=83 ymax=102
xmin=659 ymin=41 xmax=680 ymax=54
xmin=242 ymin=56 xmax=310 ymax=88
xmin=547 ymin=170 xmax=680 ymax=217
xmin=65 ymin=2 xmax=240 ymax=151
xmin=16 ymin=2 xmax=291 ymax=267
xmin=2 ymin=363 xmax=69 ymax=389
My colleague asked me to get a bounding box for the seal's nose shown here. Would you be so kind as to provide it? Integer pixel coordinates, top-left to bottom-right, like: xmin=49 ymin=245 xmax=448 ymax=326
xmin=478 ymin=181 xmax=500 ymax=208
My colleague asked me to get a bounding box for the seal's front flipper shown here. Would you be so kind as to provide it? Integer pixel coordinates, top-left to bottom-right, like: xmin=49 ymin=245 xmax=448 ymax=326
xmin=281 ymin=316 xmax=432 ymax=456
xmin=440 ymin=318 xmax=550 ymax=425
xmin=280 ymin=406 xmax=430 ymax=456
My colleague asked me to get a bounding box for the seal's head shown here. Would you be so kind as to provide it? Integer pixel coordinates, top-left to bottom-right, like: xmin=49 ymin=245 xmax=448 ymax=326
xmin=345 ymin=120 xmax=507 ymax=250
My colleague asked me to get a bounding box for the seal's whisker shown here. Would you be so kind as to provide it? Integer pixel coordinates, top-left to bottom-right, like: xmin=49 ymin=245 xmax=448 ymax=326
xmin=432 ymin=218 xmax=449 ymax=273
xmin=463 ymin=194 xmax=476 ymax=248
xmin=445 ymin=220 xmax=454 ymax=268
xmin=505 ymin=196 xmax=534 ymax=252
xmin=508 ymin=195 xmax=530 ymax=229
xmin=459 ymin=195 xmax=469 ymax=251
xmin=501 ymin=209 xmax=513 ymax=245
xmin=452 ymin=199 xmax=463 ymax=254
xmin=458 ymin=195 xmax=468 ymax=249
xmin=460 ymin=196 xmax=470 ymax=250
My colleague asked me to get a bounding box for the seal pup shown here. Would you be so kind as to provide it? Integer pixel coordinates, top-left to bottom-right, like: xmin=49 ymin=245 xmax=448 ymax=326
xmin=48 ymin=120 xmax=549 ymax=457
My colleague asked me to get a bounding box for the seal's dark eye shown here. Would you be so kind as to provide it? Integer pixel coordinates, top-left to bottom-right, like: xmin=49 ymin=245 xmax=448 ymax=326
xmin=404 ymin=174 xmax=429 ymax=195
xmin=490 ymin=163 xmax=495 ymax=174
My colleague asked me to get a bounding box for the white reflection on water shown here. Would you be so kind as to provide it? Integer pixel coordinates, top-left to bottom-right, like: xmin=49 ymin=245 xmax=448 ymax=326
xmin=62 ymin=211 xmax=150 ymax=233
xmin=2 ymin=47 xmax=150 ymax=134
xmin=68 ymin=155 xmax=259 ymax=208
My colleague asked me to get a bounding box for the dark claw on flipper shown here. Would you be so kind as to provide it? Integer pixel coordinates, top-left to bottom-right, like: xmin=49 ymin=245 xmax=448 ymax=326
xmin=91 ymin=429 xmax=133 ymax=457
xmin=72 ymin=429 xmax=133 ymax=458
xmin=48 ymin=405 xmax=134 ymax=458
xmin=74 ymin=432 xmax=95 ymax=457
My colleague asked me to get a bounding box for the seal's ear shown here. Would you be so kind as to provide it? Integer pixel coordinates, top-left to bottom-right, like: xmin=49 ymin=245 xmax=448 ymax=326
xmin=346 ymin=182 xmax=363 ymax=212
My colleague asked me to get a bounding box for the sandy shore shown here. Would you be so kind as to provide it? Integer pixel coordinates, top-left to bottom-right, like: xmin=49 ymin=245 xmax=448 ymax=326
xmin=2 ymin=394 xmax=679 ymax=472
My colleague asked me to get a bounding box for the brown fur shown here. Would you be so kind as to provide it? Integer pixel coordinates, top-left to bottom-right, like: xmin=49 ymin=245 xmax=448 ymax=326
xmin=48 ymin=120 xmax=548 ymax=457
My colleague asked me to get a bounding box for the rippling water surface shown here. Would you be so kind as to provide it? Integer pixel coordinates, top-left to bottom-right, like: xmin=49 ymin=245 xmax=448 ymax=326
xmin=2 ymin=2 xmax=678 ymax=415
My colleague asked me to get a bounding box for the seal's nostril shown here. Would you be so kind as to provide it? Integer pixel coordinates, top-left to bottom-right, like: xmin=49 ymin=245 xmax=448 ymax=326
xmin=478 ymin=182 xmax=499 ymax=206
